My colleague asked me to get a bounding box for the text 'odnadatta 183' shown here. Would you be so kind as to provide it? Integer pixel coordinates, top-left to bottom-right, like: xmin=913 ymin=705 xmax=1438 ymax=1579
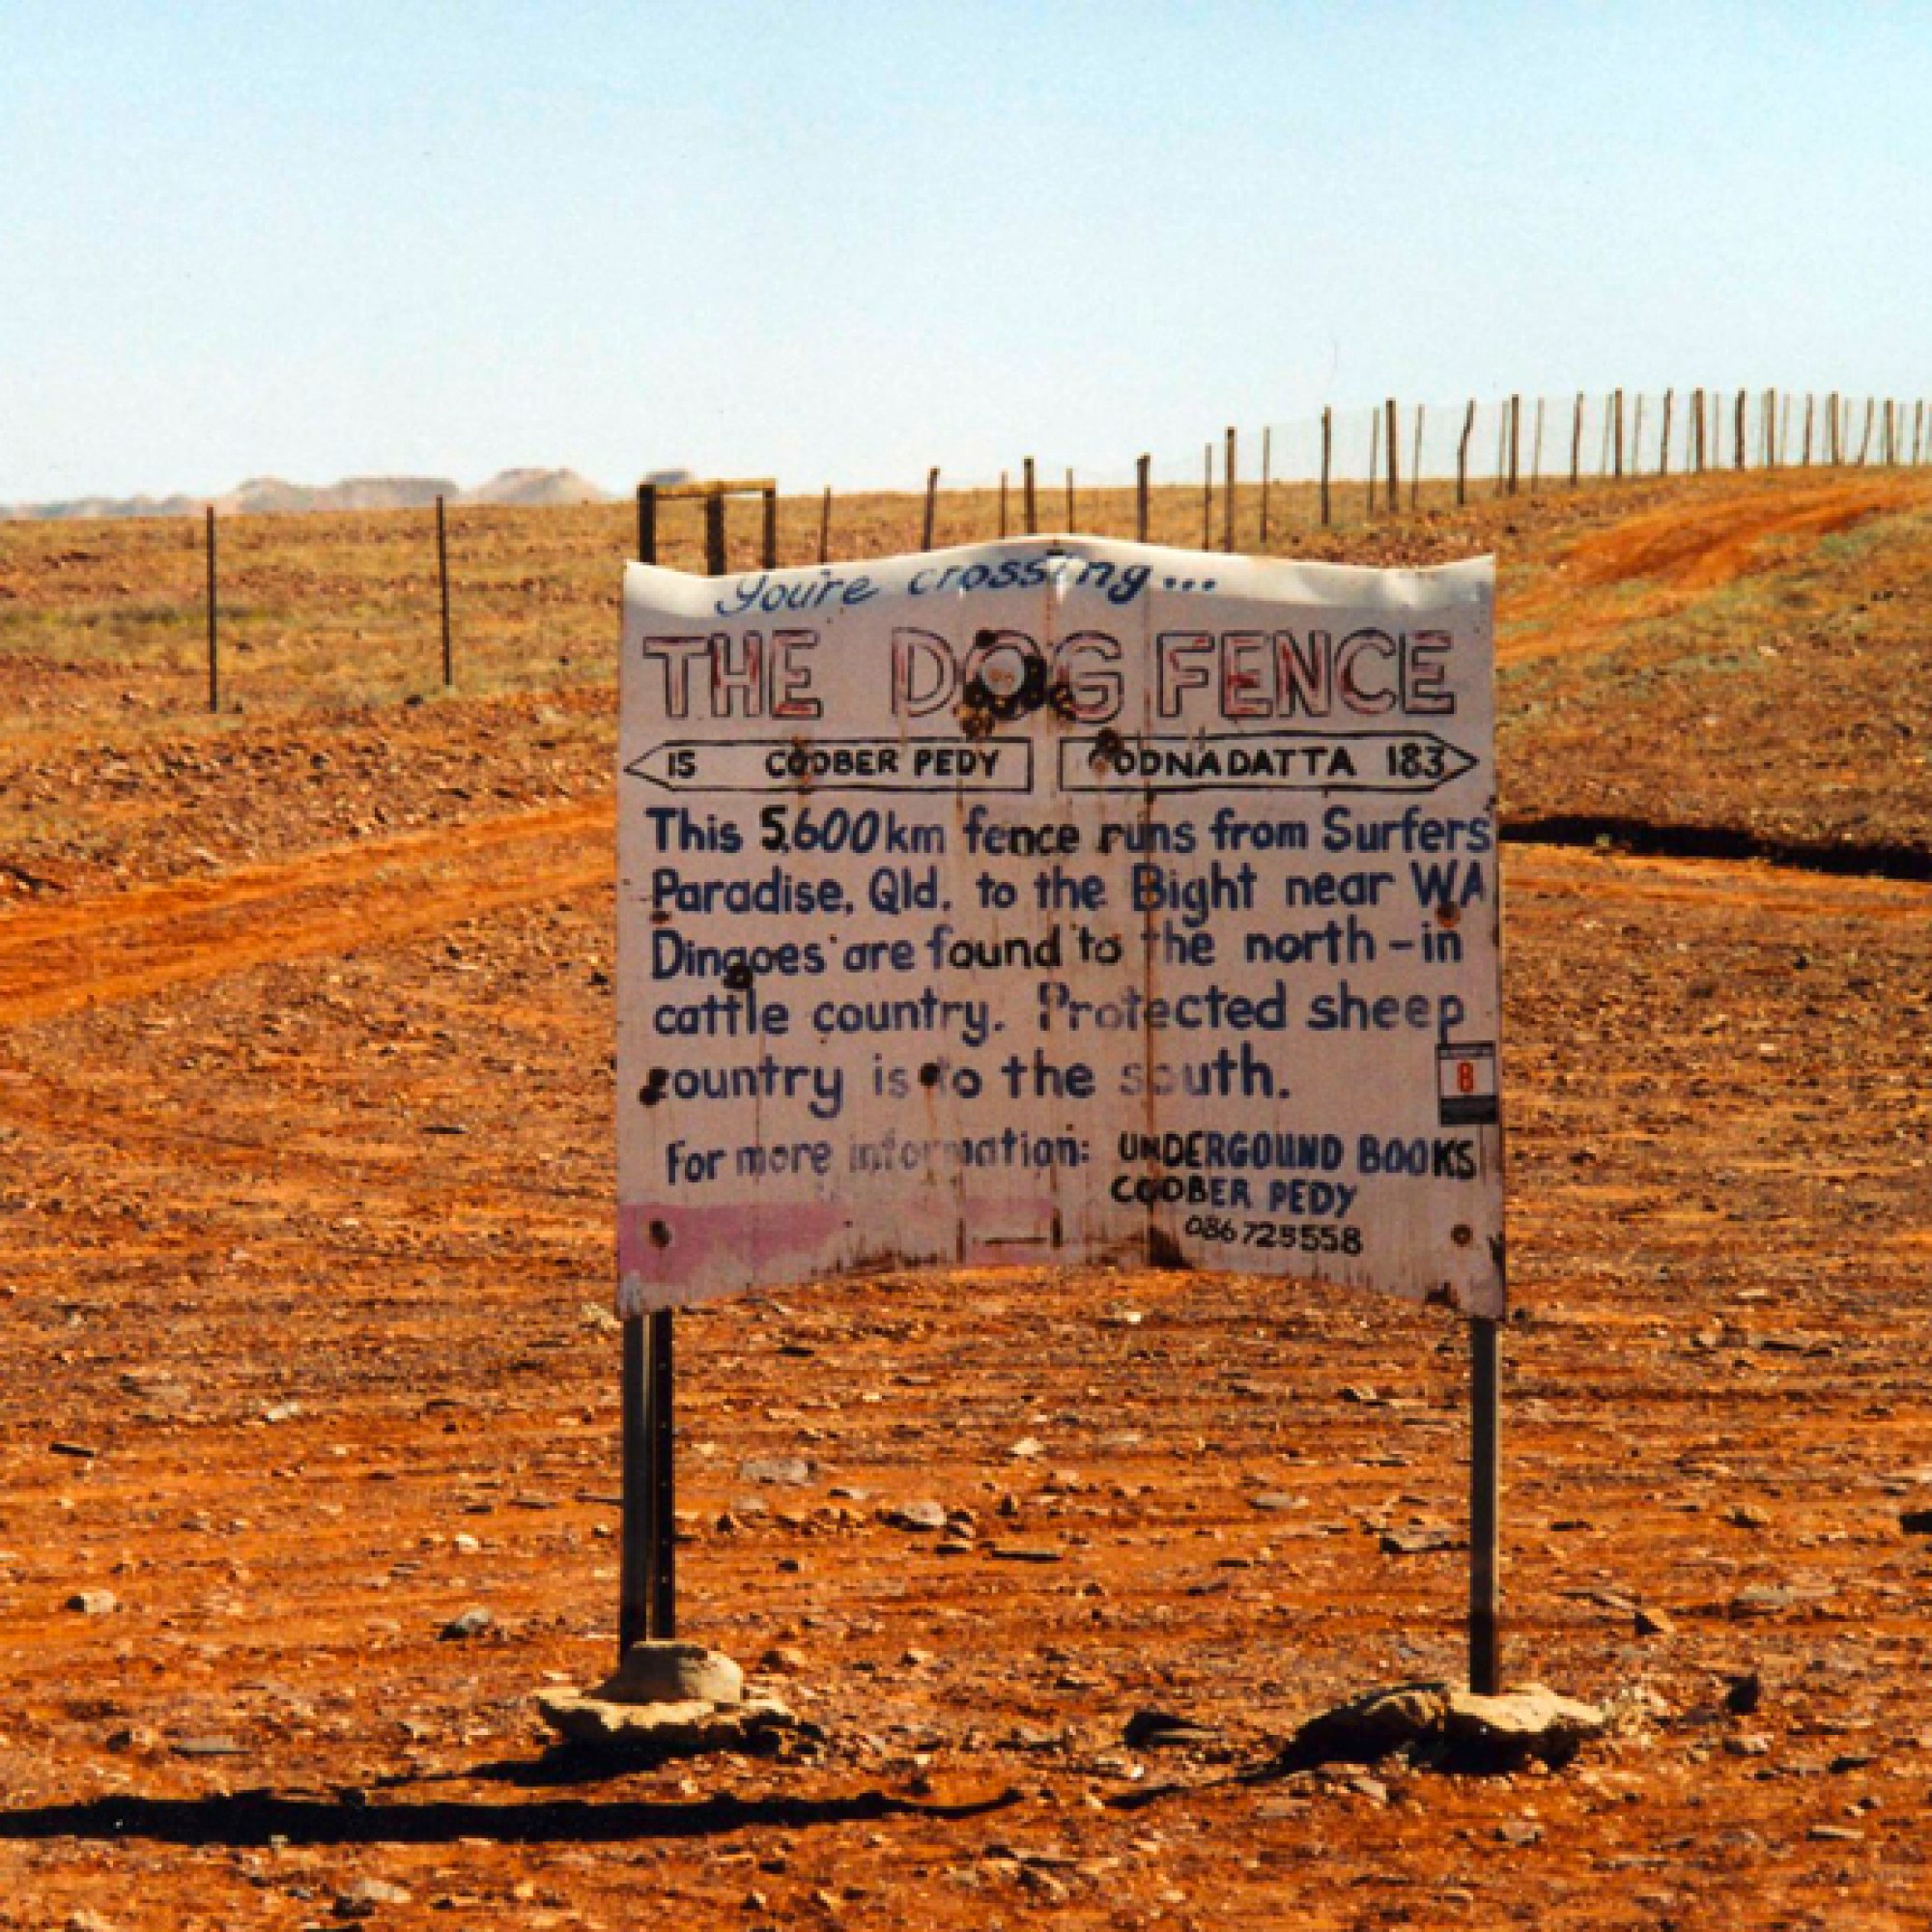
xmin=617 ymin=537 xmax=1500 ymax=1319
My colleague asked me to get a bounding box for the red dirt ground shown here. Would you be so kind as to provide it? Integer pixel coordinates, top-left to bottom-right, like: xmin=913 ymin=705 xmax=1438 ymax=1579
xmin=1 ymin=475 xmax=1929 ymax=1928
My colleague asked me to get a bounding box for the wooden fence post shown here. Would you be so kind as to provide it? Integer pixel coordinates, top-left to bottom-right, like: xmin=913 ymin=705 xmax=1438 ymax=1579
xmin=1505 ymin=394 xmax=1520 ymax=497
xmin=1136 ymin=454 xmax=1151 ymax=543
xmin=922 ymin=468 xmax=940 ymax=550
xmin=436 ymin=494 xmax=453 ymax=689
xmin=1260 ymin=428 xmax=1272 ymax=547
xmin=204 ymin=505 xmax=219 ymax=714
xmin=1802 ymin=396 xmax=1814 ymax=468
xmin=1613 ymin=388 xmax=1625 ymax=480
xmin=817 ymin=486 xmax=833 ymax=564
xmin=1571 ymin=393 xmax=1584 ymax=487
xmin=1528 ymin=398 xmax=1543 ymax=495
xmin=1779 ymin=392 xmax=1792 ymax=469
xmin=1365 ymin=410 xmax=1380 ymax=521
xmin=1631 ymin=395 xmax=1644 ymax=478
xmin=761 ymin=486 xmax=778 ymax=569
xmin=1065 ymin=468 xmax=1075 ymax=532
xmin=637 ymin=482 xmax=656 ymax=564
xmin=1321 ymin=408 xmax=1333 ymax=526
xmin=1224 ymin=427 xmax=1236 ymax=552
xmin=704 ymin=492 xmax=726 ymax=576
xmin=1492 ymin=405 xmax=1506 ymax=497
xmin=1023 ymin=458 xmax=1037 ymax=535
xmin=1201 ymin=442 xmax=1212 ymax=548
xmin=1659 ymin=391 xmax=1673 ymax=476
xmin=999 ymin=470 xmax=1009 ymax=538
xmin=1859 ymin=398 xmax=1874 ymax=466
xmin=1734 ymin=390 xmax=1747 ymax=469
xmin=1385 ymin=400 xmax=1401 ymax=514
xmin=1410 ymin=405 xmax=1424 ymax=510
xmin=1458 ymin=400 xmax=1475 ymax=505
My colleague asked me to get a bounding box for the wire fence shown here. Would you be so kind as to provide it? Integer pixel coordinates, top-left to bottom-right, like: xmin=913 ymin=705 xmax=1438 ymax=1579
xmin=3 ymin=386 xmax=1927 ymax=719
xmin=959 ymin=387 xmax=1932 ymax=543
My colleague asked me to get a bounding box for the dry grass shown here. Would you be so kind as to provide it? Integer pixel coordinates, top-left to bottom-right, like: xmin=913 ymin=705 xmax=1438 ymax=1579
xmin=4 ymin=468 xmax=1930 ymax=863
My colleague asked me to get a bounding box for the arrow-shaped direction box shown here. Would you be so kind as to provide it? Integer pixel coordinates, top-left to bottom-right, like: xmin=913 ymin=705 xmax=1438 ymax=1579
xmin=1057 ymin=730 xmax=1479 ymax=795
xmin=625 ymin=736 xmax=1035 ymax=794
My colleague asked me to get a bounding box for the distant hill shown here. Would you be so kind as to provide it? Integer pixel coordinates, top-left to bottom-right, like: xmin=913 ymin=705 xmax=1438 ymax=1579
xmin=1 ymin=468 xmax=618 ymax=521
xmin=2 ymin=491 xmax=207 ymax=522
xmin=219 ymin=475 xmax=459 ymax=516
xmin=458 ymin=468 xmax=613 ymax=508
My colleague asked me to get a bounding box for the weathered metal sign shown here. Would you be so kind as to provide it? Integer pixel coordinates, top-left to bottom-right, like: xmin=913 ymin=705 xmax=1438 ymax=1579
xmin=617 ymin=538 xmax=1501 ymax=1318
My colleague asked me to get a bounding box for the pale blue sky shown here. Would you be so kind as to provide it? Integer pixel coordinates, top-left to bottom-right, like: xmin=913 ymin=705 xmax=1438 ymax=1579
xmin=3 ymin=2 xmax=1926 ymax=500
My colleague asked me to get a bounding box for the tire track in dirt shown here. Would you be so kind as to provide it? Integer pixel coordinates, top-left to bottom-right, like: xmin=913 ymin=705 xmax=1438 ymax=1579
xmin=0 ymin=797 xmax=615 ymax=1026
xmin=0 ymin=802 xmax=1919 ymax=1223
xmin=1546 ymin=478 xmax=1919 ymax=594
xmin=0 ymin=800 xmax=616 ymax=1233
xmin=0 ymin=797 xmax=1918 ymax=1036
xmin=1499 ymin=476 xmax=1931 ymax=665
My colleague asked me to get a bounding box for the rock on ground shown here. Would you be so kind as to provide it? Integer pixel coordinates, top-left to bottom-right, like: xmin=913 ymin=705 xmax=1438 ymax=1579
xmin=333 ymin=1876 xmax=411 ymax=1918
xmin=536 ymin=1690 xmax=812 ymax=1758
xmin=1274 ymin=1681 xmax=1608 ymax=1776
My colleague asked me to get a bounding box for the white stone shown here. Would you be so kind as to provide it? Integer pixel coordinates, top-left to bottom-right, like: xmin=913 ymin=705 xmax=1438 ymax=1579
xmin=594 ymin=1640 xmax=744 ymax=1708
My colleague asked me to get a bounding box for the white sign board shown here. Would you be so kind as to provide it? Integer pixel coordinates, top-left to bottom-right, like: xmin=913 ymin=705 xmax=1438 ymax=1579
xmin=617 ymin=538 xmax=1501 ymax=1319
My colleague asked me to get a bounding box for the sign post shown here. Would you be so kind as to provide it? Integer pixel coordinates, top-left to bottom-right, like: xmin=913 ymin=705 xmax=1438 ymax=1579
xmin=1470 ymin=1314 xmax=1501 ymax=1693
xmin=618 ymin=1311 xmax=648 ymax=1651
xmin=616 ymin=535 xmax=1503 ymax=1679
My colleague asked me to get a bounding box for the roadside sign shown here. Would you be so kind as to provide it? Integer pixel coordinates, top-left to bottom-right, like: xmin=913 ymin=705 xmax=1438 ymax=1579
xmin=617 ymin=538 xmax=1500 ymax=1319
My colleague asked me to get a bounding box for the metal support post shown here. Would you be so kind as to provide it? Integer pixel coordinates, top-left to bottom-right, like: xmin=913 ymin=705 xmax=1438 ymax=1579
xmin=1469 ymin=1314 xmax=1502 ymax=1694
xmin=618 ymin=1305 xmax=678 ymax=1654
xmin=618 ymin=1314 xmax=648 ymax=1657
xmin=646 ymin=1306 xmax=676 ymax=1637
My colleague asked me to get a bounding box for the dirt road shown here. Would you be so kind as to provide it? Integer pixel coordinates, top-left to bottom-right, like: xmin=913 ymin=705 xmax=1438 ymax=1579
xmin=1499 ymin=474 xmax=1929 ymax=663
